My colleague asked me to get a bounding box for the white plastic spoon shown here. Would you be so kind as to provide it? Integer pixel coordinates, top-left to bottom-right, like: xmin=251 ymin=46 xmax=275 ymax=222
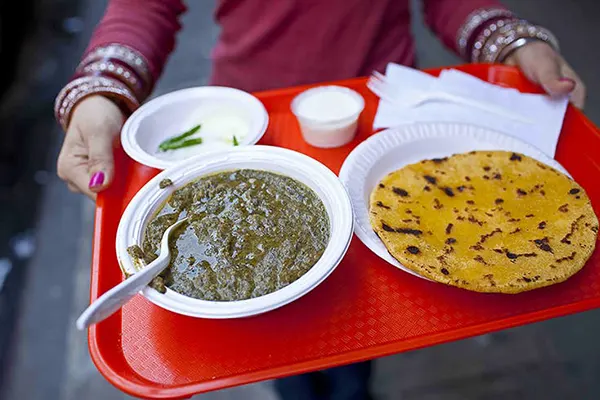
xmin=76 ymin=218 xmax=189 ymax=330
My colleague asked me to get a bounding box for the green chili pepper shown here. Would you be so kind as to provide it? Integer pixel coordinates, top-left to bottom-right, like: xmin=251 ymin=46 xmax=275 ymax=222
xmin=232 ymin=135 xmax=239 ymax=146
xmin=158 ymin=125 xmax=201 ymax=152
xmin=159 ymin=137 xmax=204 ymax=152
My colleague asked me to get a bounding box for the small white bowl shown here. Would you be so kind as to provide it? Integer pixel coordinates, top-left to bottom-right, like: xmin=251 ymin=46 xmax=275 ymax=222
xmin=115 ymin=146 xmax=354 ymax=319
xmin=291 ymin=86 xmax=365 ymax=148
xmin=121 ymin=86 xmax=269 ymax=170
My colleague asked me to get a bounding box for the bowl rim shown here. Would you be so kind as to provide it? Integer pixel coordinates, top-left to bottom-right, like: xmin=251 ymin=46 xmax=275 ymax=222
xmin=115 ymin=146 xmax=354 ymax=318
xmin=121 ymin=86 xmax=270 ymax=170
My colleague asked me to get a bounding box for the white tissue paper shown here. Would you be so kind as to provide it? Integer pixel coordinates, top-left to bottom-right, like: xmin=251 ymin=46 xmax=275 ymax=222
xmin=373 ymin=63 xmax=569 ymax=156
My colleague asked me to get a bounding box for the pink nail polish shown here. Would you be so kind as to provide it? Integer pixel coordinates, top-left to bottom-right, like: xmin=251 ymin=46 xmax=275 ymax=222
xmin=560 ymin=78 xmax=575 ymax=84
xmin=89 ymin=171 xmax=105 ymax=188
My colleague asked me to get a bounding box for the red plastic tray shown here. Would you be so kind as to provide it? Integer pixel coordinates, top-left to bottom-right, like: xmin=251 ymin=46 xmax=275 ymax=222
xmin=91 ymin=65 xmax=600 ymax=399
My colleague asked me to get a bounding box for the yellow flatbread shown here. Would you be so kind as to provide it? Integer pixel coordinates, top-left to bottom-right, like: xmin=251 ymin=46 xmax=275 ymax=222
xmin=370 ymin=151 xmax=599 ymax=293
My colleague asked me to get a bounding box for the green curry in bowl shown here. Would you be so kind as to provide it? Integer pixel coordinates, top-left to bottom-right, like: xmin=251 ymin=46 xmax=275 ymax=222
xmin=128 ymin=169 xmax=330 ymax=301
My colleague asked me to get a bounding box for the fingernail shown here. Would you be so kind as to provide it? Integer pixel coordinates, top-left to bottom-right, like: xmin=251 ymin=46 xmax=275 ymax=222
xmin=89 ymin=171 xmax=105 ymax=188
xmin=560 ymin=78 xmax=576 ymax=84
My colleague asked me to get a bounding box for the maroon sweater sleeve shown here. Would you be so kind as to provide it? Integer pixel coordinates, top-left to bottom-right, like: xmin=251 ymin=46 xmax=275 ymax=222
xmin=86 ymin=0 xmax=187 ymax=82
xmin=422 ymin=0 xmax=509 ymax=56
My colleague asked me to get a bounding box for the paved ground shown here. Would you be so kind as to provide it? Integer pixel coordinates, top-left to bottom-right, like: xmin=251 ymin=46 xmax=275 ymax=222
xmin=2 ymin=0 xmax=600 ymax=399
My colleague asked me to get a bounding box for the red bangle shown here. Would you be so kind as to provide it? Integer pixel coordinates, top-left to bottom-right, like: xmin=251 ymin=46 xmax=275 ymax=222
xmin=55 ymin=44 xmax=153 ymax=131
xmin=78 ymin=44 xmax=152 ymax=87
xmin=54 ymin=76 xmax=139 ymax=131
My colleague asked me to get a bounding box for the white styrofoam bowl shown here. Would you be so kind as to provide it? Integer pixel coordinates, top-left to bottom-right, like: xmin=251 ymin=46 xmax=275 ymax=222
xmin=116 ymin=146 xmax=354 ymax=319
xmin=121 ymin=86 xmax=269 ymax=170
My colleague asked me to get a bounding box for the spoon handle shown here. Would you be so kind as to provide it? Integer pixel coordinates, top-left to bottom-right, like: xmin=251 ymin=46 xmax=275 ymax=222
xmin=76 ymin=255 xmax=169 ymax=330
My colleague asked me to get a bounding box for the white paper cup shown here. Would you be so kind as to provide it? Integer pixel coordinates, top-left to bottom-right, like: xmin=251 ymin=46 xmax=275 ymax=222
xmin=291 ymin=86 xmax=365 ymax=148
xmin=121 ymin=86 xmax=269 ymax=170
xmin=115 ymin=146 xmax=354 ymax=319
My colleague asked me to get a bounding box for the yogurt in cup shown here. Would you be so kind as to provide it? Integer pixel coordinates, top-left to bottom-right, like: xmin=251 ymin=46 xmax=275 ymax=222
xmin=291 ymin=85 xmax=365 ymax=148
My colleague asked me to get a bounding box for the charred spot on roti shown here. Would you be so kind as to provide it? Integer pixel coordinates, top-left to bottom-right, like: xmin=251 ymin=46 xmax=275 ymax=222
xmin=556 ymin=252 xmax=577 ymax=263
xmin=446 ymin=223 xmax=454 ymax=235
xmin=396 ymin=228 xmax=423 ymax=236
xmin=442 ymin=187 xmax=455 ymax=197
xmin=433 ymin=198 xmax=443 ymax=209
xmin=474 ymin=256 xmax=488 ymax=265
xmin=424 ymin=175 xmax=437 ymax=185
xmin=533 ymin=237 xmax=553 ymax=253
xmin=445 ymin=238 xmax=457 ymax=245
xmin=538 ymin=221 xmax=547 ymax=229
xmin=379 ymin=183 xmax=385 ymax=189
xmin=561 ymin=215 xmax=585 ymax=244
xmin=483 ymin=166 xmax=491 ymax=172
xmin=382 ymin=222 xmax=395 ymax=232
xmin=517 ymin=188 xmax=527 ymax=196
xmin=468 ymin=215 xmax=484 ymax=226
xmin=480 ymin=228 xmax=502 ymax=243
xmin=406 ymin=246 xmax=420 ymax=255
xmin=510 ymin=153 xmax=522 ymax=161
xmin=466 ymin=200 xmax=475 ymax=205
xmin=495 ymin=198 xmax=504 ymax=205
xmin=441 ymin=268 xmax=450 ymax=275
xmin=424 ymin=186 xmax=432 ymax=192
xmin=375 ymin=201 xmax=390 ymax=209
xmin=432 ymin=157 xmax=448 ymax=163
xmin=526 ymin=214 xmax=535 ymax=218
xmin=457 ymin=185 xmax=467 ymax=192
xmin=493 ymin=173 xmax=502 ymax=180
xmin=465 ymin=176 xmax=471 ymax=181
xmin=392 ymin=187 xmax=409 ymax=197
xmin=509 ymin=228 xmax=521 ymax=234
xmin=558 ymin=204 xmax=569 ymax=213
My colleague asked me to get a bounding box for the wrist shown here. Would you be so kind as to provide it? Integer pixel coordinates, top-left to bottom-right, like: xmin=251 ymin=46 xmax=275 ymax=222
xmin=457 ymin=8 xmax=559 ymax=65
xmin=55 ymin=43 xmax=153 ymax=132
xmin=475 ymin=20 xmax=559 ymax=64
xmin=54 ymin=76 xmax=138 ymax=132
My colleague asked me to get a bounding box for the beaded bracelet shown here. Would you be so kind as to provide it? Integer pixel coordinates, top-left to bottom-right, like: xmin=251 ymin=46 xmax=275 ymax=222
xmin=489 ymin=23 xmax=560 ymax=64
xmin=54 ymin=44 xmax=152 ymax=131
xmin=457 ymin=8 xmax=514 ymax=59
xmin=54 ymin=76 xmax=139 ymax=132
xmin=470 ymin=18 xmax=516 ymax=63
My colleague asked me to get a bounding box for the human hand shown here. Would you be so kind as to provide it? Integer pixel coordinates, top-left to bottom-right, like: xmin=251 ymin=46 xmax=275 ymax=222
xmin=57 ymin=95 xmax=125 ymax=199
xmin=504 ymin=41 xmax=585 ymax=109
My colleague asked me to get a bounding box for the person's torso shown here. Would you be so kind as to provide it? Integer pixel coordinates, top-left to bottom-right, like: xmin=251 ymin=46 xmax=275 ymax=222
xmin=210 ymin=0 xmax=414 ymax=91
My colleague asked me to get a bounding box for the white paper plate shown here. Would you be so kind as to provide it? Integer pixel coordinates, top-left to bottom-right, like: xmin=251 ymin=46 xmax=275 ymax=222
xmin=338 ymin=122 xmax=568 ymax=279
xmin=116 ymin=146 xmax=353 ymax=319
xmin=121 ymin=86 xmax=269 ymax=170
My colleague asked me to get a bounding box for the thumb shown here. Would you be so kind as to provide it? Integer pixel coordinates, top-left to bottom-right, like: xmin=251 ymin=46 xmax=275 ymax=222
xmin=87 ymin=131 xmax=117 ymax=193
xmin=531 ymin=58 xmax=575 ymax=97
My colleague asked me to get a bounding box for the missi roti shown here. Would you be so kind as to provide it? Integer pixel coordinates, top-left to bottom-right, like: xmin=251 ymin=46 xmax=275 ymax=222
xmin=370 ymin=151 xmax=599 ymax=294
